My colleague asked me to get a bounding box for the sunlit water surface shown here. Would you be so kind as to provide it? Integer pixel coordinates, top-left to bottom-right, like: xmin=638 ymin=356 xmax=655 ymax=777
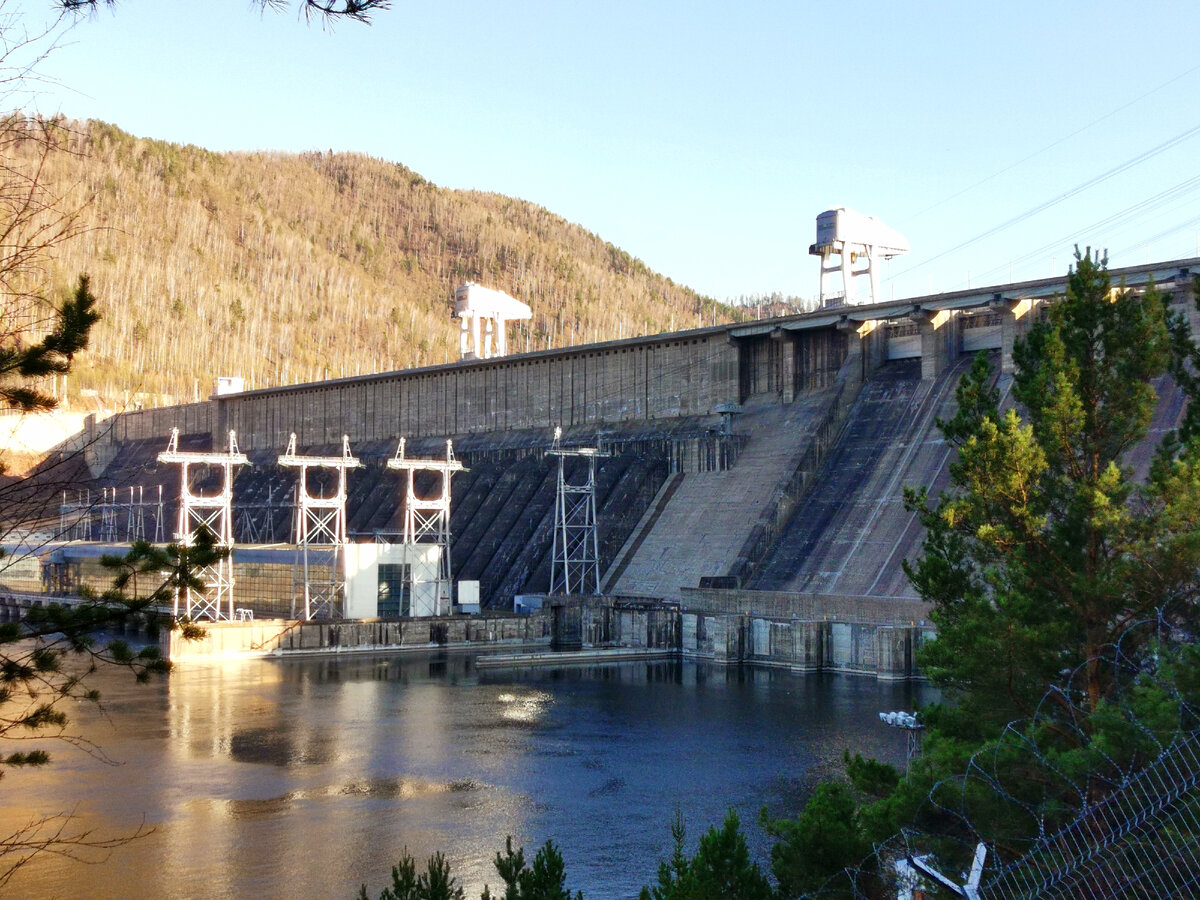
xmin=1 ymin=652 xmax=930 ymax=898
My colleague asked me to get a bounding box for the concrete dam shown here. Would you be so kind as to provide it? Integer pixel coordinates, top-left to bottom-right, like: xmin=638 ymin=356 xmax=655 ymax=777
xmin=38 ymin=258 xmax=1199 ymax=675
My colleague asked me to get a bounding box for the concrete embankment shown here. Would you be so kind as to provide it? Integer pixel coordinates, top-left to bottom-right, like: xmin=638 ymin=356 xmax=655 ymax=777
xmin=549 ymin=596 xmax=931 ymax=680
xmin=476 ymin=647 xmax=675 ymax=668
xmin=166 ymin=595 xmax=931 ymax=679
xmin=678 ymin=588 xmax=934 ymax=680
xmin=167 ymin=612 xmax=550 ymax=661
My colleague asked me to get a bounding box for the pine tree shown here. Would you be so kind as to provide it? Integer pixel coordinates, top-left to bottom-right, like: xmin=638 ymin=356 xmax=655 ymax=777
xmin=768 ymin=251 xmax=1200 ymax=895
xmin=905 ymin=248 xmax=1200 ymax=734
xmin=640 ymin=809 xmax=773 ymax=900
xmin=0 ymin=274 xmax=99 ymax=422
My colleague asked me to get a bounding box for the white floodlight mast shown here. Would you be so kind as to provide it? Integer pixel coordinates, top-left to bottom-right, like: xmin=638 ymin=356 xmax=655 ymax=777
xmin=808 ymin=207 xmax=909 ymax=306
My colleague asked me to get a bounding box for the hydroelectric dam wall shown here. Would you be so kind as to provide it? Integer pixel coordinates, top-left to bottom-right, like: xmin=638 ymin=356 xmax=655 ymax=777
xmin=66 ymin=258 xmax=1199 ymax=678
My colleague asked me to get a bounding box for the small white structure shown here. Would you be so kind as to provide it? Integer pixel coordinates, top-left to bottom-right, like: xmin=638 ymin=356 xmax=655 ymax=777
xmin=453 ymin=282 xmax=532 ymax=360
xmin=457 ymin=580 xmax=481 ymax=614
xmin=808 ymin=208 xmax=909 ymax=306
xmin=343 ymin=543 xmax=444 ymax=618
xmin=213 ymin=376 xmax=245 ymax=396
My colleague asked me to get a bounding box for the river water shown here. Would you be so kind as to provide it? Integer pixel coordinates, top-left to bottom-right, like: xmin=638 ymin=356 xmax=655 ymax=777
xmin=1 ymin=652 xmax=929 ymax=898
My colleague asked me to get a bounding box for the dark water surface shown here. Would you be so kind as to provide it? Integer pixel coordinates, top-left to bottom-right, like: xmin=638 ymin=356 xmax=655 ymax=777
xmin=1 ymin=653 xmax=930 ymax=898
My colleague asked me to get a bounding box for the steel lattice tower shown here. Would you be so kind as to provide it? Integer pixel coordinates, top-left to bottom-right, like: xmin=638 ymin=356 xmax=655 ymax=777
xmin=386 ymin=438 xmax=465 ymax=616
xmin=278 ymin=433 xmax=360 ymax=620
xmin=124 ymin=486 xmax=146 ymax=541
xmin=549 ymin=428 xmax=610 ymax=596
xmin=158 ymin=428 xmax=248 ymax=621
xmin=59 ymin=489 xmax=92 ymax=541
xmin=99 ymin=487 xmax=119 ymax=542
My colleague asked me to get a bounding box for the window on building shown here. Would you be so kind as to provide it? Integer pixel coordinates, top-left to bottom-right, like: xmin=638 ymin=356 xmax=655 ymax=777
xmin=377 ymin=563 xmax=411 ymax=618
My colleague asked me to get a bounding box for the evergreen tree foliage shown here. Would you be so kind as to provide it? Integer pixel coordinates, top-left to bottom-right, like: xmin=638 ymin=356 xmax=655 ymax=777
xmin=640 ymin=809 xmax=773 ymax=900
xmin=767 ymin=251 xmax=1200 ymax=896
xmin=906 ymin=248 xmax=1199 ymax=733
xmin=763 ymin=782 xmax=870 ymax=898
xmin=0 ymin=274 xmax=98 ymax=420
xmin=362 ymin=838 xmax=582 ymax=900
xmin=0 ymin=531 xmax=219 ymax=777
xmin=482 ymin=838 xmax=580 ymax=900
xmin=357 ymin=849 xmax=465 ymax=900
xmin=0 ymin=531 xmax=219 ymax=885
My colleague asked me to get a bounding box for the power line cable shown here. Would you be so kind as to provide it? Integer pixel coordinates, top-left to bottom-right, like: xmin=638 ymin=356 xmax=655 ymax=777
xmin=893 ymin=120 xmax=1200 ymax=280
xmin=909 ymin=61 xmax=1200 ymax=221
xmin=1115 ymin=213 xmax=1200 ymax=259
xmin=964 ymin=173 xmax=1200 ymax=285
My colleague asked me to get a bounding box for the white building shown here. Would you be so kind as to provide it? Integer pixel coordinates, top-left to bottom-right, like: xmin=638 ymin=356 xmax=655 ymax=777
xmin=343 ymin=543 xmax=444 ymax=618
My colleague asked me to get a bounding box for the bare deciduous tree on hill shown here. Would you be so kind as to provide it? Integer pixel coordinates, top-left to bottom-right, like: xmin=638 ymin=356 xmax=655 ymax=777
xmin=0 ymin=10 xmax=213 ymax=884
xmin=0 ymin=4 xmax=98 ymax=486
xmin=0 ymin=6 xmax=103 ymax=539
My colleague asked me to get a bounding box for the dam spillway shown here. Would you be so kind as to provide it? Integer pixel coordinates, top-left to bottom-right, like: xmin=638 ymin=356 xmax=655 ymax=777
xmin=750 ymin=354 xmax=974 ymax=598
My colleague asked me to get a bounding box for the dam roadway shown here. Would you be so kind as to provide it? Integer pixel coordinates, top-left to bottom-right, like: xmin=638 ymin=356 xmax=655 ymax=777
xmin=58 ymin=257 xmax=1199 ymax=650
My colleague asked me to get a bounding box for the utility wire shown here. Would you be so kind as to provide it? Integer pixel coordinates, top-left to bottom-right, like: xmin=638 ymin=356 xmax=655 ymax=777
xmin=909 ymin=61 xmax=1200 ymax=221
xmin=964 ymin=172 xmax=1200 ymax=285
xmin=893 ymin=120 xmax=1200 ymax=279
xmin=1115 ymin=213 xmax=1200 ymax=258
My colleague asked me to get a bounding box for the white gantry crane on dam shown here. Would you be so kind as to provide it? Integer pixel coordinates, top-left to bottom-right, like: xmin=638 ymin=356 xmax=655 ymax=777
xmin=453 ymin=282 xmax=533 ymax=360
xmin=809 ymin=207 xmax=909 ymax=306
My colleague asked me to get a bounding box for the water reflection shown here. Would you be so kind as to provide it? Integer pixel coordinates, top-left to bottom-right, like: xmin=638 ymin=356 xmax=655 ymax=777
xmin=0 ymin=653 xmax=929 ymax=898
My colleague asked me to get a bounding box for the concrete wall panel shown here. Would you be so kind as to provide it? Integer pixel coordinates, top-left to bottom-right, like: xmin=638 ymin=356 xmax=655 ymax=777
xmin=97 ymin=328 xmax=740 ymax=450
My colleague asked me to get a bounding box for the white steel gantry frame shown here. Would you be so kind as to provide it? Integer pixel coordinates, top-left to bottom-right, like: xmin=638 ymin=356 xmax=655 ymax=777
xmin=386 ymin=437 xmax=465 ymax=616
xmin=278 ymin=433 xmax=361 ymax=620
xmin=452 ymin=282 xmax=533 ymax=360
xmin=549 ymin=427 xmax=610 ymax=596
xmin=157 ymin=428 xmax=248 ymax=621
xmin=808 ymin=207 xmax=909 ymax=306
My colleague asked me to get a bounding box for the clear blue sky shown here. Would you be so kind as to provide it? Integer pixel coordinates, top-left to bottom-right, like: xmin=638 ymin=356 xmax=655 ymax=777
xmin=11 ymin=0 xmax=1200 ymax=303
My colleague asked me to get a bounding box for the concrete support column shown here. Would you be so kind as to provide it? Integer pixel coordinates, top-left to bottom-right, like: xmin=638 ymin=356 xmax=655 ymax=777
xmin=792 ymin=621 xmax=824 ymax=672
xmin=550 ymin=599 xmax=583 ymax=651
xmin=875 ymin=626 xmax=913 ymax=680
xmin=914 ymin=308 xmax=958 ymax=379
xmin=770 ymin=328 xmax=796 ymax=402
xmin=838 ymin=317 xmax=883 ymax=387
xmin=711 ymin=614 xmax=746 ymax=663
xmin=989 ymin=296 xmax=1034 ymax=374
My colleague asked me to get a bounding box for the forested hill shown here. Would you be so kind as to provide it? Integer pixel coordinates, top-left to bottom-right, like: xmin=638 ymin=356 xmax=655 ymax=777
xmin=32 ymin=119 xmax=739 ymax=407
